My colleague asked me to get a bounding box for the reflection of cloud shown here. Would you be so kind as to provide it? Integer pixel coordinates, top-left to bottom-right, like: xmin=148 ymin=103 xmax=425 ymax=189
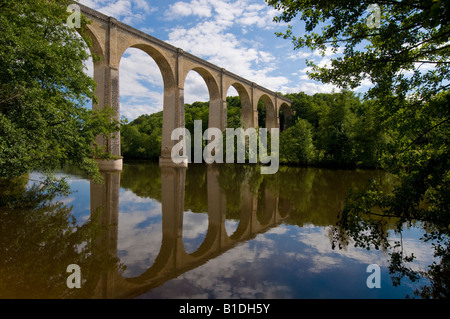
xmin=141 ymin=239 xmax=293 ymax=299
xmin=225 ymin=219 xmax=239 ymax=237
xmin=120 ymin=189 xmax=155 ymax=205
xmin=296 ymin=226 xmax=386 ymax=273
xmin=135 ymin=219 xmax=436 ymax=298
xmin=182 ymin=211 xmax=209 ymax=254
xmin=294 ymin=225 xmax=437 ymax=276
xmin=58 ymin=196 xmax=76 ymax=205
xmin=387 ymin=228 xmax=436 ymax=272
xmin=118 ymin=190 xmax=163 ymax=278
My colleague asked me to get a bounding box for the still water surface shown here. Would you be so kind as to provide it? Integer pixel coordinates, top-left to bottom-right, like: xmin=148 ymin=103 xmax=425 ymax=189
xmin=2 ymin=161 xmax=437 ymax=298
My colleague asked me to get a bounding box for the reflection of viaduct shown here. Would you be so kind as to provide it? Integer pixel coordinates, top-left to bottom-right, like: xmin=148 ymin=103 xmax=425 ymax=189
xmin=91 ymin=165 xmax=287 ymax=298
xmin=78 ymin=3 xmax=291 ymax=170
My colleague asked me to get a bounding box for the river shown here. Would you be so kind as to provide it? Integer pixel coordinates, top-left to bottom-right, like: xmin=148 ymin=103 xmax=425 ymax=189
xmin=0 ymin=161 xmax=439 ymax=299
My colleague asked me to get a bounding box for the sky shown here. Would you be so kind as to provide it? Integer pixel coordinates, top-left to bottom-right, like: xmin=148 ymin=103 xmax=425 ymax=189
xmin=77 ymin=0 xmax=370 ymax=120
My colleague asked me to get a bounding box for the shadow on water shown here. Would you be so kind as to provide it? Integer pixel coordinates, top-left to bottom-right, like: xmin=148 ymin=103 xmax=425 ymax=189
xmin=0 ymin=162 xmax=447 ymax=298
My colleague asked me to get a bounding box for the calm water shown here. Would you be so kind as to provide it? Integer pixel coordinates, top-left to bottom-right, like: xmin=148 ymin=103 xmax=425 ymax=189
xmin=1 ymin=161 xmax=438 ymax=298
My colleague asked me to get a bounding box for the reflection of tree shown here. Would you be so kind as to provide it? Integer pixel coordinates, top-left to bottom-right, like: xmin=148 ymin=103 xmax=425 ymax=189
xmin=120 ymin=161 xmax=209 ymax=213
xmin=217 ymin=164 xmax=262 ymax=220
xmin=184 ymin=164 xmax=208 ymax=213
xmin=0 ymin=176 xmax=119 ymax=298
xmin=332 ymin=180 xmax=450 ymax=299
xmin=267 ymin=167 xmax=395 ymax=227
xmin=120 ymin=161 xmax=161 ymax=200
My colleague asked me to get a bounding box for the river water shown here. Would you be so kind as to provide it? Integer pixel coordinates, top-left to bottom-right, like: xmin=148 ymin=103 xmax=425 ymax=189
xmin=1 ymin=161 xmax=438 ymax=299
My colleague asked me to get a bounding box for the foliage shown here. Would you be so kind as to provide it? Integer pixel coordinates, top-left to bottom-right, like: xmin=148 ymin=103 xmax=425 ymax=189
xmin=121 ymin=112 xmax=163 ymax=160
xmin=121 ymin=97 xmax=243 ymax=160
xmin=0 ymin=175 xmax=119 ymax=298
xmin=121 ymin=91 xmax=386 ymax=168
xmin=266 ymin=0 xmax=450 ymax=297
xmin=0 ymin=0 xmax=119 ymax=182
xmin=279 ymin=118 xmax=315 ymax=165
xmin=283 ymin=90 xmax=386 ymax=167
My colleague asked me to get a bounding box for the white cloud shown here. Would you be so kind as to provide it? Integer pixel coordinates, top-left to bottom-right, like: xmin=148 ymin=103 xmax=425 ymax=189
xmin=167 ymin=0 xmax=212 ymax=19
xmin=120 ymin=102 xmax=163 ymax=120
xmin=288 ymin=51 xmax=313 ymax=60
xmin=79 ymin=0 xmax=157 ymax=25
xmin=164 ymin=0 xmax=288 ymax=93
xmin=119 ymin=48 xmax=164 ymax=118
xmin=281 ymin=81 xmax=341 ymax=95
xmin=184 ymin=71 xmax=210 ymax=104
xmin=167 ymin=20 xmax=288 ymax=93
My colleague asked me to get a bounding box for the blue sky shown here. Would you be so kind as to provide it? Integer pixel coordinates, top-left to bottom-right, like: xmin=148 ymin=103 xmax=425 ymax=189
xmin=78 ymin=0 xmax=370 ymax=120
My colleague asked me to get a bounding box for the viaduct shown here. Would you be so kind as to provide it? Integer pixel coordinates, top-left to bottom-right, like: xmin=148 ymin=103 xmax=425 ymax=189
xmin=77 ymin=3 xmax=292 ymax=170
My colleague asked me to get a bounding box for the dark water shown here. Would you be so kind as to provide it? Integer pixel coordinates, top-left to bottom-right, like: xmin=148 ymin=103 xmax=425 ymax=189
xmin=1 ymin=162 xmax=438 ymax=298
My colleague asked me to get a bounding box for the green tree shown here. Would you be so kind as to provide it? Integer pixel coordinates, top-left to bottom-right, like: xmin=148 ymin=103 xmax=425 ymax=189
xmin=0 ymin=0 xmax=118 ymax=181
xmin=280 ymin=118 xmax=315 ymax=165
xmin=121 ymin=113 xmax=163 ymax=160
xmin=267 ymin=0 xmax=450 ymax=294
xmin=226 ymin=96 xmax=242 ymax=129
xmin=315 ymin=91 xmax=357 ymax=165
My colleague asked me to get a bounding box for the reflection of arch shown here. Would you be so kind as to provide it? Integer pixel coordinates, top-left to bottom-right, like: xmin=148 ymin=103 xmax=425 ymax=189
xmin=91 ymin=165 xmax=287 ymax=298
xmin=256 ymin=184 xmax=279 ymax=226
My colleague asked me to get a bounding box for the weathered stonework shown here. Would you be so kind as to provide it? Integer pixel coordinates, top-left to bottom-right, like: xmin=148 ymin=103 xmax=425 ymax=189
xmin=78 ymin=3 xmax=291 ymax=170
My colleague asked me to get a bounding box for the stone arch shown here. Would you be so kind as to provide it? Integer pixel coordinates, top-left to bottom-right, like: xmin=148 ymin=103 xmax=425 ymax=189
xmin=258 ymin=94 xmax=277 ymax=129
xmin=183 ymin=67 xmax=223 ymax=130
xmin=279 ymin=102 xmax=293 ymax=132
xmin=79 ymin=23 xmax=105 ymax=59
xmin=124 ymin=43 xmax=176 ymax=90
xmin=77 ymin=3 xmax=291 ymax=169
xmin=116 ymin=42 xmax=179 ymax=161
xmin=226 ymin=82 xmax=253 ymax=128
xmin=77 ymin=24 xmax=105 ymax=105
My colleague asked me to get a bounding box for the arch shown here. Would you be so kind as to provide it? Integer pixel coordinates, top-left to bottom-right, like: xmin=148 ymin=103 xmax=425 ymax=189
xmin=183 ymin=67 xmax=223 ymax=131
xmin=79 ymin=23 xmax=105 ymax=60
xmin=279 ymin=102 xmax=293 ymax=132
xmin=226 ymin=82 xmax=253 ymax=128
xmin=257 ymin=94 xmax=277 ymax=129
xmin=186 ymin=67 xmax=221 ymax=101
xmin=77 ymin=24 xmax=105 ymax=103
xmin=77 ymin=3 xmax=292 ymax=167
xmin=127 ymin=43 xmax=176 ymax=92
xmin=117 ymin=42 xmax=179 ymax=160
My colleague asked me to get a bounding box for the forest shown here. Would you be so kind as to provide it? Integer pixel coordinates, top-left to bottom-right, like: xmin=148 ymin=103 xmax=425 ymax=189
xmin=121 ymin=90 xmax=387 ymax=168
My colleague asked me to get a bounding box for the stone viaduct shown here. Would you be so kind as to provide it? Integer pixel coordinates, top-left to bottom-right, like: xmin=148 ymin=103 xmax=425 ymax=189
xmin=77 ymin=3 xmax=292 ymax=170
xmin=90 ymin=165 xmax=288 ymax=298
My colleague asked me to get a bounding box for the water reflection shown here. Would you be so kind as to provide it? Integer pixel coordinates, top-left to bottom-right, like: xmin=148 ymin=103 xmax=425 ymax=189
xmin=93 ymin=164 xmax=291 ymax=298
xmin=0 ymin=175 xmax=119 ymax=298
xmin=0 ymin=163 xmax=442 ymax=298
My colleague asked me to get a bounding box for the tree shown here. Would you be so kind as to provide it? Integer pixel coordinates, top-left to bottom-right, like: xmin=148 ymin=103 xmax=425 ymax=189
xmin=315 ymin=91 xmax=357 ymax=165
xmin=0 ymin=0 xmax=118 ymax=181
xmin=280 ymin=118 xmax=315 ymax=165
xmin=121 ymin=113 xmax=163 ymax=160
xmin=226 ymin=96 xmax=243 ymax=129
xmin=267 ymin=0 xmax=450 ymax=294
